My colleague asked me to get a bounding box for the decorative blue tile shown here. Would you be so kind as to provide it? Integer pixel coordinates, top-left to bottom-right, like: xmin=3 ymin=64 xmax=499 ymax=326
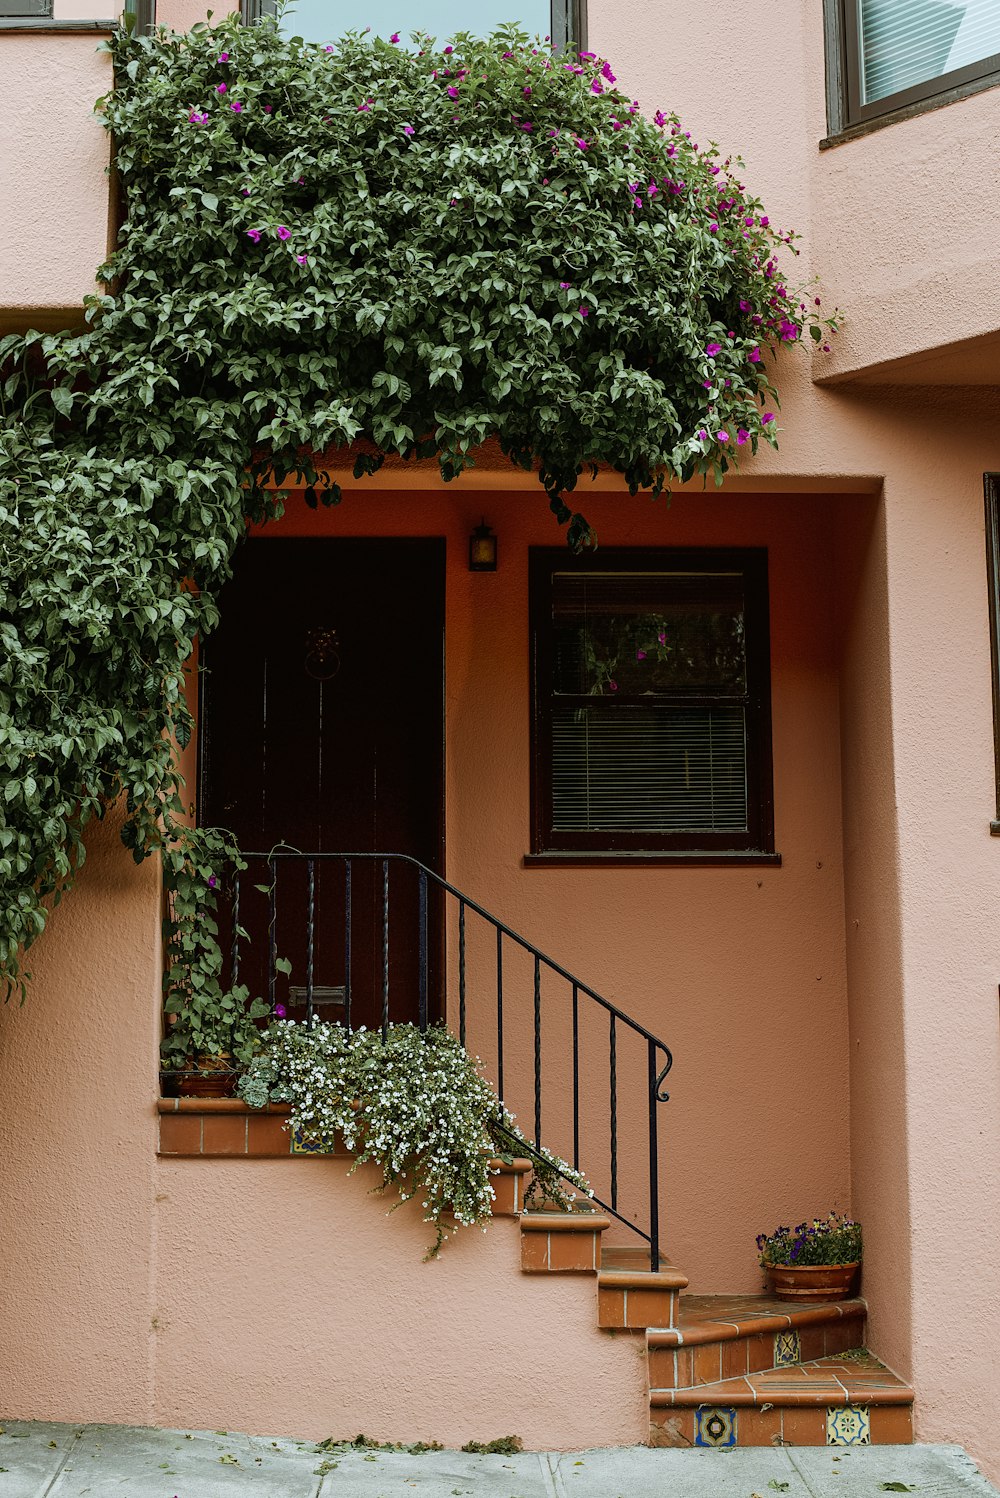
xmin=291 ymin=1125 xmax=332 ymax=1154
xmin=826 ymin=1406 xmax=871 ymax=1445
xmin=774 ymin=1330 xmax=801 ymax=1366
xmin=694 ymin=1408 xmax=737 ymax=1448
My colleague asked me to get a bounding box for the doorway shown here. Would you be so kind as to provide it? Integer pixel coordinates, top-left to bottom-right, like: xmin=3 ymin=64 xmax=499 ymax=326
xmin=199 ymin=537 xmax=446 ymax=1029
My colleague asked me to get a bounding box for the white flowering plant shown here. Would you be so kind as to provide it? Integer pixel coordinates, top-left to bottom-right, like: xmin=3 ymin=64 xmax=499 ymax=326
xmin=238 ymin=1020 xmax=589 ymax=1255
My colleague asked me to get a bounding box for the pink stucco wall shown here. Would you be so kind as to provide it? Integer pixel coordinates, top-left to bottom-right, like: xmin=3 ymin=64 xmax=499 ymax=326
xmin=0 ymin=34 xmax=112 ymax=325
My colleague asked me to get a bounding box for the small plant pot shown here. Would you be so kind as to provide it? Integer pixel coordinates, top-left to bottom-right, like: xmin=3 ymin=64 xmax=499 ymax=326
xmin=175 ymin=1052 xmax=238 ymax=1099
xmin=764 ymin=1261 xmax=860 ymax=1301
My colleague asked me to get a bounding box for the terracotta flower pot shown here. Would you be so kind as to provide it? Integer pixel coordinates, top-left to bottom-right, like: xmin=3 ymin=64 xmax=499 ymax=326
xmin=175 ymin=1052 xmax=238 ymax=1099
xmin=764 ymin=1261 xmax=860 ymax=1300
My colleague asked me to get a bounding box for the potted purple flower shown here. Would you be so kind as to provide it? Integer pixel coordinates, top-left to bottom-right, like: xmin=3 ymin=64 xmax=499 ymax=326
xmin=756 ymin=1213 xmax=862 ymax=1301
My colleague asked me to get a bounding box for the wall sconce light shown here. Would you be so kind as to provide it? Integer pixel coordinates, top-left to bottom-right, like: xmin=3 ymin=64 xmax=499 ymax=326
xmin=468 ymin=520 xmax=498 ymax=572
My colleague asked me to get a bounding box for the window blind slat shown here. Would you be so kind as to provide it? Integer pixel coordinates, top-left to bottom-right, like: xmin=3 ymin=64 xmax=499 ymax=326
xmin=552 ymin=705 xmax=748 ymax=833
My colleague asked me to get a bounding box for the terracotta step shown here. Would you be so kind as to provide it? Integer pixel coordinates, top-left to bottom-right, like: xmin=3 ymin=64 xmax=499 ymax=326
xmin=650 ymin=1350 xmax=914 ymax=1448
xmin=597 ymin=1246 xmax=688 ymax=1329
xmin=647 ymin=1293 xmax=867 ymax=1388
xmin=519 ymin=1209 xmax=612 ymax=1272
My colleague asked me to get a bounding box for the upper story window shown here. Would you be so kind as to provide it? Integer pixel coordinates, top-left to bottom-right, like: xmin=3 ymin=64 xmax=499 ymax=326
xmin=838 ymin=0 xmax=1000 ymax=127
xmin=528 ymin=549 xmax=776 ymax=863
xmin=0 ymin=2 xmax=53 ymax=14
xmin=244 ymin=0 xmax=584 ymax=50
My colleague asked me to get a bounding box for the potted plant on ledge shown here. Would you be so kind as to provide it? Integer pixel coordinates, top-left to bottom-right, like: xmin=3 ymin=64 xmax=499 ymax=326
xmin=160 ymin=826 xmax=270 ymax=1098
xmin=757 ymin=1213 xmax=862 ymax=1301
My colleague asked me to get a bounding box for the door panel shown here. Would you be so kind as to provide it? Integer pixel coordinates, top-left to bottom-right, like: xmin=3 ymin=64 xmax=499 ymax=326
xmin=199 ymin=538 xmax=445 ymax=1029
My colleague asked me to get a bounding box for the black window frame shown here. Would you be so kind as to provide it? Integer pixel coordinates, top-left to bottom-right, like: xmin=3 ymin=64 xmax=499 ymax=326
xmin=527 ymin=547 xmax=777 ymax=866
xmin=242 ymin=0 xmax=586 ymax=50
xmin=984 ymin=476 xmax=1000 ymax=834
xmin=828 ymin=0 xmax=1000 ymax=135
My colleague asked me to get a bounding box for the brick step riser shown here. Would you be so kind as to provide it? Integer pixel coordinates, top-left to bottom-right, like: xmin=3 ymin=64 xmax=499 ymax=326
xmin=599 ymin=1287 xmax=682 ymax=1330
xmin=648 ymin=1313 xmax=866 ymax=1390
xmin=650 ymin=1400 xmax=912 ymax=1449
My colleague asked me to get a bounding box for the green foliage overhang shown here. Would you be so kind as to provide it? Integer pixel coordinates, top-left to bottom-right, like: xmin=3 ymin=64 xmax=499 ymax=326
xmin=0 ymin=13 xmax=835 ymax=991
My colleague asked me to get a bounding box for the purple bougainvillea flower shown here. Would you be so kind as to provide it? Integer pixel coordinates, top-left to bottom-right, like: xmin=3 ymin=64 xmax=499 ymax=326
xmin=447 ymin=85 xmax=459 ymax=98
xmin=636 ymin=649 xmax=647 ymax=660
xmin=246 ymin=228 xmax=261 ymax=242
xmin=559 ymin=281 xmax=571 ymax=289
xmin=708 ymin=222 xmax=718 ymax=233
xmin=390 ymin=30 xmax=400 ymax=42
xmin=705 ymin=342 xmax=722 ymax=357
xmin=697 ymin=428 xmax=708 ymax=441
xmin=274 ymin=1004 xmax=287 ymax=1018
xmin=358 ymin=97 xmax=373 ymax=111
xmin=296 ymin=254 xmax=308 ymax=264
xmin=208 ymin=876 xmax=217 ymax=888
xmin=657 ymin=631 xmax=667 ymax=644
xmin=602 ymin=61 xmax=616 ymax=82
xmin=762 ymin=412 xmax=776 ymax=423
xmin=216 ymin=82 xmax=227 ymax=94
xmin=653 ymin=109 xmax=666 ymax=127
xmin=749 ymin=347 xmax=761 ymax=363
xmin=218 ymin=50 xmax=229 ymax=62
xmin=573 ymin=136 xmax=590 ymax=151
xmin=240 ymin=187 xmax=250 ymax=197
xmin=276 ymin=225 xmax=291 ymax=240
xmin=443 ymin=43 xmax=453 ymax=53
xmin=325 ymin=44 xmax=334 ymax=51
xmin=760 ymin=215 xmax=769 ymax=227
xmin=403 ymin=123 xmax=415 ymax=135
xmin=608 ymin=680 xmax=618 ymax=692
xmin=230 ymin=101 xmax=243 ymax=113
xmin=263 ymin=104 xmax=272 ymax=113
xmin=579 ymin=306 xmax=589 ymax=318
xmin=739 ymin=298 xmax=751 ymax=312
xmin=590 ymin=77 xmax=603 ymax=93
xmin=717 ymin=430 xmax=729 ymax=442
xmin=737 ymin=428 xmax=750 ymax=445
xmin=188 ymin=111 xmax=209 ymax=125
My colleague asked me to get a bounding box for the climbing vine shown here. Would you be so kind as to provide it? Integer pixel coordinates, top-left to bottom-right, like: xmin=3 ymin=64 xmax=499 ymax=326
xmin=0 ymin=11 xmax=835 ymax=992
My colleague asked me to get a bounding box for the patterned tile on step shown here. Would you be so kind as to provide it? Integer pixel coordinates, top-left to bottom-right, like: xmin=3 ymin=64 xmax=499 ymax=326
xmin=774 ymin=1330 xmax=801 ymax=1365
xmin=694 ymin=1408 xmax=737 ymax=1448
xmin=826 ymin=1405 xmax=871 ymax=1445
xmin=291 ymin=1125 xmax=332 ymax=1154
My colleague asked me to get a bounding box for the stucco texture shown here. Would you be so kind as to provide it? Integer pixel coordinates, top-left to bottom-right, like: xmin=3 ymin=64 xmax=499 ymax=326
xmin=0 ymin=35 xmax=112 ymax=323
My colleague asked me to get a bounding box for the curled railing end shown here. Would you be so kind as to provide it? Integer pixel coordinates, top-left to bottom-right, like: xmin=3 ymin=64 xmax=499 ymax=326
xmin=655 ymin=1049 xmax=673 ymax=1103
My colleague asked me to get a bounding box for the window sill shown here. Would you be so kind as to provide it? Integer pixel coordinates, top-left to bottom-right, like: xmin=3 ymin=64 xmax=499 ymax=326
xmin=522 ymin=851 xmax=782 ymax=868
xmin=990 ymin=821 xmax=1000 ymax=837
xmin=821 ymin=71 xmax=1000 ymax=149
xmin=0 ymin=18 xmax=116 ymax=30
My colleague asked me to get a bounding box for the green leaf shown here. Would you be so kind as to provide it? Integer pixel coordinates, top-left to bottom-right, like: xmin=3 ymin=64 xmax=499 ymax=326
xmin=879 ymin=1485 xmax=914 ymax=1493
xmin=275 ymin=956 xmax=292 ymax=976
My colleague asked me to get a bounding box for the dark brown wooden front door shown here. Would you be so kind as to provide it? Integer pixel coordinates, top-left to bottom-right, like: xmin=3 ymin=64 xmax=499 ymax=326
xmin=199 ymin=537 xmax=445 ymax=1029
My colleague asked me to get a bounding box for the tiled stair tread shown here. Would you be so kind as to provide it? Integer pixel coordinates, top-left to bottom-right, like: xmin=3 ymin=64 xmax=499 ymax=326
xmin=599 ymin=1245 xmax=689 ymax=1289
xmin=652 ymin=1351 xmax=914 ymax=1409
xmin=649 ymin=1293 xmax=867 ymax=1346
xmin=520 ymin=1210 xmax=612 ymax=1232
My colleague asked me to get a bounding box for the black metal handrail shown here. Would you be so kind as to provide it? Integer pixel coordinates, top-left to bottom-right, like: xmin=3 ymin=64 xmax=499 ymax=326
xmin=233 ymin=848 xmax=673 ymax=1269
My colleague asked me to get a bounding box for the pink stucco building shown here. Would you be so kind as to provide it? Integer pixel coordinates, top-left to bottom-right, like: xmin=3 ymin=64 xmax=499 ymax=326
xmin=1 ymin=0 xmax=998 ymax=1482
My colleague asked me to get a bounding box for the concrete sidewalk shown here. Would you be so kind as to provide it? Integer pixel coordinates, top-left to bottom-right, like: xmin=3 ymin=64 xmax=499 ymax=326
xmin=1 ymin=1420 xmax=997 ymax=1498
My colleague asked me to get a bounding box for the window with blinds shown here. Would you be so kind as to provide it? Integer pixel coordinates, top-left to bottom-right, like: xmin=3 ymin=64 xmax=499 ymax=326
xmin=529 ymin=550 xmax=774 ymax=858
xmin=841 ymin=0 xmax=1000 ymax=124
